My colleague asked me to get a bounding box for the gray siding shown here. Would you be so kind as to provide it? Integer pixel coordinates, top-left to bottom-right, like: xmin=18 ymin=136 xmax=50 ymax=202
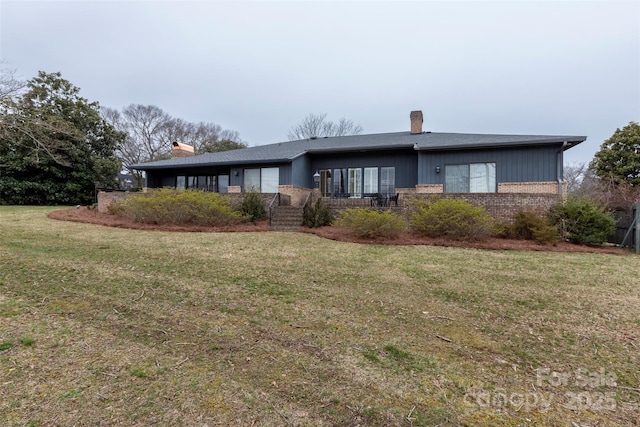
xmin=419 ymin=145 xmax=561 ymax=185
xmin=309 ymin=149 xmax=417 ymax=188
xmin=291 ymin=155 xmax=311 ymax=187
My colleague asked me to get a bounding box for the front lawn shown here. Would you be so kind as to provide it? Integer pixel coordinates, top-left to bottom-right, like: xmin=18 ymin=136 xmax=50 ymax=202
xmin=0 ymin=206 xmax=638 ymax=426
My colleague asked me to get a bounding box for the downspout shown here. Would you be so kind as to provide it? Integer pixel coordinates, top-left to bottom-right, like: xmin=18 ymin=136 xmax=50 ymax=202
xmin=558 ymin=141 xmax=568 ymax=196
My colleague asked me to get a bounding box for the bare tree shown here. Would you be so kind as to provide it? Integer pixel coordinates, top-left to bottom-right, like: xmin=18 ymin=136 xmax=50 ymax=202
xmin=160 ymin=119 xmax=245 ymax=154
xmin=287 ymin=113 xmax=363 ymax=141
xmin=0 ymin=61 xmax=26 ymax=102
xmin=568 ymin=165 xmax=640 ymax=209
xmin=101 ymin=104 xmax=246 ymax=186
xmin=564 ymin=162 xmax=588 ymax=194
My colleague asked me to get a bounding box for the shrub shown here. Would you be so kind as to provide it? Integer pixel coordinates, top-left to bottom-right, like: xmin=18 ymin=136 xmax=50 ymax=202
xmin=512 ymin=211 xmax=559 ymax=245
xmin=335 ymin=208 xmax=406 ymax=239
xmin=410 ymin=198 xmax=492 ymax=240
xmin=548 ymin=197 xmax=616 ymax=245
xmin=303 ymin=199 xmax=334 ymax=228
xmin=240 ymin=190 xmax=266 ymax=222
xmin=108 ymin=188 xmax=245 ymax=226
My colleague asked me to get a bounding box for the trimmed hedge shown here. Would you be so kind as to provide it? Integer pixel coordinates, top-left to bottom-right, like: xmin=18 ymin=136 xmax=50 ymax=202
xmin=108 ymin=188 xmax=245 ymax=226
xmin=512 ymin=211 xmax=559 ymax=245
xmin=410 ymin=198 xmax=492 ymax=240
xmin=335 ymin=208 xmax=406 ymax=238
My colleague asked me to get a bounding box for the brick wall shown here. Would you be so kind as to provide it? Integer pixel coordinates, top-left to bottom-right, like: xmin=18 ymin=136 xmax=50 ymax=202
xmin=498 ymin=181 xmax=563 ymax=194
xmin=410 ymin=193 xmax=562 ymax=223
xmin=279 ymin=185 xmax=312 ymax=207
xmin=322 ymin=192 xmax=561 ymax=223
xmin=416 ymin=184 xmax=444 ymax=194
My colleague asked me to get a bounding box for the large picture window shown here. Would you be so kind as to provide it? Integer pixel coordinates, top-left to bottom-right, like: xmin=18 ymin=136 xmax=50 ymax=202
xmin=244 ymin=169 xmax=261 ymax=191
xmin=445 ymin=163 xmax=496 ymax=193
xmin=244 ymin=167 xmax=279 ymax=192
xmin=261 ymin=167 xmax=279 ymax=193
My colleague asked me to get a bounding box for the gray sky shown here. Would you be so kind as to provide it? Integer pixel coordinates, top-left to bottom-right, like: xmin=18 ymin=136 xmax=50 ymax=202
xmin=1 ymin=0 xmax=639 ymax=165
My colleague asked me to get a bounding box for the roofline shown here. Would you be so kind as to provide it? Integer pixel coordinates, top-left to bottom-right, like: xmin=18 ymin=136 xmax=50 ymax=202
xmin=305 ymin=144 xmax=415 ymax=154
xmin=132 ymin=157 xmax=290 ymax=171
xmin=416 ymin=137 xmax=587 ymax=151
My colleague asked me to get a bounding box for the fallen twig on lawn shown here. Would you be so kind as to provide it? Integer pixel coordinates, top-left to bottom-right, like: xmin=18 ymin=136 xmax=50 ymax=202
xmin=436 ymin=334 xmax=452 ymax=343
xmin=132 ymin=290 xmax=145 ymax=302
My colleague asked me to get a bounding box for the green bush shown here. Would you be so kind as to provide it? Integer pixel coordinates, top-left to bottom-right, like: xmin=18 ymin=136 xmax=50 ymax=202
xmin=410 ymin=198 xmax=493 ymax=240
xmin=512 ymin=211 xmax=559 ymax=245
xmin=548 ymin=198 xmax=616 ymax=245
xmin=240 ymin=190 xmax=266 ymax=222
xmin=335 ymin=208 xmax=406 ymax=239
xmin=303 ymin=199 xmax=334 ymax=228
xmin=108 ymin=188 xmax=245 ymax=226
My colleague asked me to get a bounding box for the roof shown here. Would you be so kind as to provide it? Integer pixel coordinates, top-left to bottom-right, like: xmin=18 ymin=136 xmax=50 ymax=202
xmin=132 ymin=131 xmax=586 ymax=170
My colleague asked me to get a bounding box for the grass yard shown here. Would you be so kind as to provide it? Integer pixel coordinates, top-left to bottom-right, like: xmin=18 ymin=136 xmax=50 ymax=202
xmin=0 ymin=206 xmax=638 ymax=426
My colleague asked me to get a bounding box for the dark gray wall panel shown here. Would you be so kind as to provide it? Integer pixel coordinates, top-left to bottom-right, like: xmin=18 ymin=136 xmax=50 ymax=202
xmin=419 ymin=145 xmax=561 ymax=184
xmin=291 ymin=156 xmax=310 ymax=187
xmin=309 ymin=149 xmax=418 ymax=188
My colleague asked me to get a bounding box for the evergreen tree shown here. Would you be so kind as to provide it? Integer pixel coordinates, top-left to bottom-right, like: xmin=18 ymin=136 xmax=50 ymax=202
xmin=0 ymin=71 xmax=124 ymax=205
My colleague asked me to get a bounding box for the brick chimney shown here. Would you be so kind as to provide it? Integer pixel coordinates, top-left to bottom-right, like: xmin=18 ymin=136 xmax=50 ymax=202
xmin=172 ymin=141 xmax=195 ymax=158
xmin=410 ymin=110 xmax=423 ymax=134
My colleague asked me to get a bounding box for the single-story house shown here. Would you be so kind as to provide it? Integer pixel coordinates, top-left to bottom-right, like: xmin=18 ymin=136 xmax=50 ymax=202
xmin=132 ymin=111 xmax=585 ymax=207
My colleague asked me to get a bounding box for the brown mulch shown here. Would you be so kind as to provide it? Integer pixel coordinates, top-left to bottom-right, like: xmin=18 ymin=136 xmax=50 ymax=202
xmin=48 ymin=207 xmax=628 ymax=254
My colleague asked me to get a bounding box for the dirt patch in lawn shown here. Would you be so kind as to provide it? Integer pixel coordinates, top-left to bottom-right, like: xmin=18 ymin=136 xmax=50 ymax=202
xmin=49 ymin=206 xmax=627 ymax=254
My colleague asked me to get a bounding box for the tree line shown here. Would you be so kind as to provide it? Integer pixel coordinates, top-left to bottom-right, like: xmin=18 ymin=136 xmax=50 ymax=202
xmin=1 ymin=65 xmax=637 ymax=210
xmin=0 ymin=68 xmax=247 ymax=204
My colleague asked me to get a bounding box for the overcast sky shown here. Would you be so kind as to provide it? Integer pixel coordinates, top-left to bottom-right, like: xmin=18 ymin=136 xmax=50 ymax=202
xmin=1 ymin=0 xmax=638 ymax=165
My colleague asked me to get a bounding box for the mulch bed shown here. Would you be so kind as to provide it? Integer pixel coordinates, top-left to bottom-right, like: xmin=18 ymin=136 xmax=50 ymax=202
xmin=48 ymin=207 xmax=628 ymax=254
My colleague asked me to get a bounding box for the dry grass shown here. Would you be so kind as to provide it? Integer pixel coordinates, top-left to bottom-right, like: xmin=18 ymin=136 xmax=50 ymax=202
xmin=0 ymin=206 xmax=638 ymax=426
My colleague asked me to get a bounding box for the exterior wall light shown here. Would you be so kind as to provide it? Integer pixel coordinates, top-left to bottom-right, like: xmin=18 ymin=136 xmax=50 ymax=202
xmin=436 ymin=166 xmax=440 ymax=174
xmin=313 ymin=170 xmax=320 ymax=187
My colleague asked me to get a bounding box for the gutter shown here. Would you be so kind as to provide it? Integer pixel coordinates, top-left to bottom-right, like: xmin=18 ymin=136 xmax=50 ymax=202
xmin=558 ymin=141 xmax=568 ymax=196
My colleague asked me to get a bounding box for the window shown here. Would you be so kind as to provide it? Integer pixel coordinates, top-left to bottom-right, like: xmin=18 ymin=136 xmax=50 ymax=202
xmin=187 ymin=176 xmax=198 ymax=189
xmin=206 ymin=176 xmax=216 ymax=192
xmin=445 ymin=163 xmax=496 ymax=193
xmin=470 ymin=163 xmax=496 ymax=192
xmin=244 ymin=168 xmax=261 ymax=191
xmin=218 ymin=175 xmax=229 ymax=193
xmin=333 ymin=168 xmax=347 ymax=195
xmin=243 ymin=167 xmax=279 ymax=192
xmin=261 ymin=167 xmax=279 ymax=193
xmin=176 ymin=176 xmax=186 ymax=189
xmin=380 ymin=167 xmax=395 ymax=196
xmin=364 ymin=167 xmax=378 ymax=194
xmin=348 ymin=168 xmax=362 ymax=198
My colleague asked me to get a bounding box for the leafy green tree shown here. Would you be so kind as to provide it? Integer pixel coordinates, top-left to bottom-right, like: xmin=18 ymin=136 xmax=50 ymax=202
xmin=0 ymin=71 xmax=124 ymax=205
xmin=198 ymin=138 xmax=247 ymax=153
xmin=591 ymin=122 xmax=640 ymax=187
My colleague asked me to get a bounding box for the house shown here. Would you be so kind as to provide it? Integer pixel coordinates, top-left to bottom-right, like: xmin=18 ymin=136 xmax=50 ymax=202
xmin=131 ymin=111 xmax=585 ymax=222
